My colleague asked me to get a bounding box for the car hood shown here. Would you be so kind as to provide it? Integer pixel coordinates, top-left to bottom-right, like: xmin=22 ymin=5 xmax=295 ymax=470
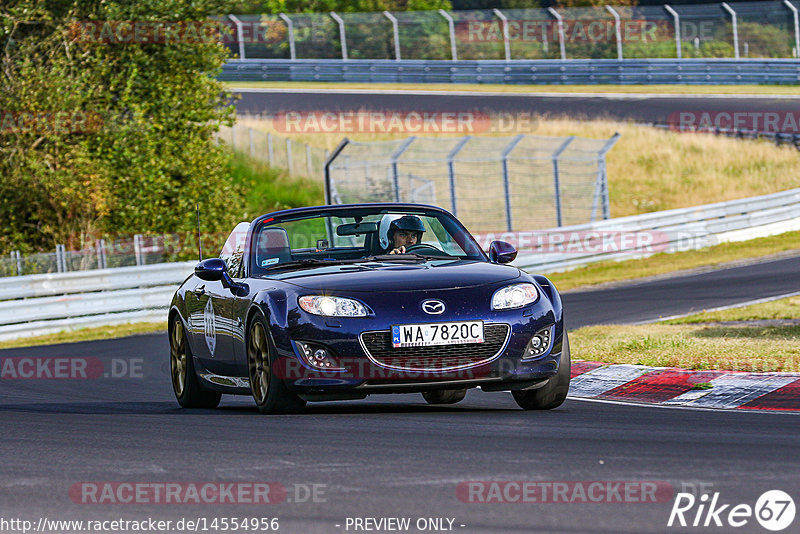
xmin=268 ymin=260 xmax=522 ymax=292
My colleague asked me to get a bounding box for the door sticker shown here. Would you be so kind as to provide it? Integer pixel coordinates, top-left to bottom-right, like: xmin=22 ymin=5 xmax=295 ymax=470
xmin=204 ymin=298 xmax=216 ymax=356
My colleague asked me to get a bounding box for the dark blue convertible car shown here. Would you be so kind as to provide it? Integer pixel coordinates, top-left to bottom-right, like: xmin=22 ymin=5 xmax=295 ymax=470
xmin=169 ymin=203 xmax=569 ymax=413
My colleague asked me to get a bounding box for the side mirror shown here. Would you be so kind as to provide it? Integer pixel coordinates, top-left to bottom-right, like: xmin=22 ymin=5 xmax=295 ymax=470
xmin=489 ymin=241 xmax=517 ymax=264
xmin=195 ymin=258 xmax=226 ymax=281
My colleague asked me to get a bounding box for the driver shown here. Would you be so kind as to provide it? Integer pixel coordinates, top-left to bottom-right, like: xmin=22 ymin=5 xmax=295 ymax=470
xmin=385 ymin=215 xmax=426 ymax=254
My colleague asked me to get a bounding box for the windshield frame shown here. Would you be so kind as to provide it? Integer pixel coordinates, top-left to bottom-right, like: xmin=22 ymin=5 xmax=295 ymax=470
xmin=246 ymin=204 xmax=489 ymax=277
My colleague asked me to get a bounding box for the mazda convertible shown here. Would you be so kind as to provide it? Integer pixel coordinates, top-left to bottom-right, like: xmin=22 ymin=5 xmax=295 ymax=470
xmin=168 ymin=203 xmax=569 ymax=413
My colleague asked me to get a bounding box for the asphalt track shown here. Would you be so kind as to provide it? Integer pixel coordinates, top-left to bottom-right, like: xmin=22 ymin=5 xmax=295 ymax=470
xmin=2 ymin=256 xmax=800 ymax=533
xmin=234 ymin=88 xmax=800 ymax=131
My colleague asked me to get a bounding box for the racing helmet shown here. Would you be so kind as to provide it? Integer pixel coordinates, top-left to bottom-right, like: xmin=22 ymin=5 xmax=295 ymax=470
xmin=379 ymin=214 xmax=426 ymax=249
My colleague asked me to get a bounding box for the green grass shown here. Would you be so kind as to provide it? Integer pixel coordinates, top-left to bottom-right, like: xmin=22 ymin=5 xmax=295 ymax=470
xmin=0 ymin=322 xmax=166 ymax=350
xmin=226 ymin=151 xmax=324 ymax=219
xmin=549 ymin=230 xmax=800 ymax=291
xmin=571 ymin=323 xmax=800 ymax=372
xmin=225 ymin=81 xmax=800 ymax=95
xmin=571 ymin=294 xmax=800 ymax=372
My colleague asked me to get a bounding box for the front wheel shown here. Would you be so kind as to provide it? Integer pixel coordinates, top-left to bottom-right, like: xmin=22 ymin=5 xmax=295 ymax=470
xmin=512 ymin=332 xmax=571 ymax=410
xmin=169 ymin=315 xmax=221 ymax=409
xmin=247 ymin=314 xmax=306 ymax=414
xmin=422 ymin=389 xmax=467 ymax=405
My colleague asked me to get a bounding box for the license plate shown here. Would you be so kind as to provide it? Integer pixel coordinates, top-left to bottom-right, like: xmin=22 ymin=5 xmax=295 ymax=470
xmin=391 ymin=321 xmax=484 ymax=348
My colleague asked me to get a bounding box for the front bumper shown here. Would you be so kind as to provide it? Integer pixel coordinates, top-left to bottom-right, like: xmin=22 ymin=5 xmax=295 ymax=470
xmin=269 ymin=301 xmax=564 ymax=396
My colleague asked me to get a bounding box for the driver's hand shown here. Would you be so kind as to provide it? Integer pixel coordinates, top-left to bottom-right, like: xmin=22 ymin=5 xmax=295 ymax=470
xmin=389 ymin=246 xmax=406 ymax=255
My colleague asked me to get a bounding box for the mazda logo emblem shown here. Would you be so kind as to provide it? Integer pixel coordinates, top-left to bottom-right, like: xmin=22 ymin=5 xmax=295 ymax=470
xmin=421 ymin=300 xmax=445 ymax=315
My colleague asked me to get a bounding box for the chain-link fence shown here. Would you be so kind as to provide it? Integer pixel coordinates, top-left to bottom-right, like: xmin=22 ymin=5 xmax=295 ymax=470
xmin=0 ymin=236 xmax=175 ymax=277
xmin=217 ymin=124 xmax=328 ymax=180
xmin=225 ymin=1 xmax=800 ymax=61
xmin=325 ymin=134 xmax=619 ymax=234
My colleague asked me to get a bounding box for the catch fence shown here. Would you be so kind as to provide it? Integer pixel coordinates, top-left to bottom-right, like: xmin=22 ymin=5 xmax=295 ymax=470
xmin=324 ymin=134 xmax=619 ymax=234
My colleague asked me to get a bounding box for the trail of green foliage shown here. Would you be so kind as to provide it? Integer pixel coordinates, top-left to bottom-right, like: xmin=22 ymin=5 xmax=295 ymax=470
xmin=0 ymin=1 xmax=242 ymax=255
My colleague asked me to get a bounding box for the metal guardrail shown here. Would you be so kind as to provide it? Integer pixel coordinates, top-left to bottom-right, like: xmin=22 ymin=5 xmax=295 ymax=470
xmin=511 ymin=187 xmax=800 ymax=272
xmin=220 ymin=58 xmax=800 ymax=85
xmin=2 ymin=188 xmax=799 ymax=340
xmin=0 ymin=262 xmax=194 ymax=341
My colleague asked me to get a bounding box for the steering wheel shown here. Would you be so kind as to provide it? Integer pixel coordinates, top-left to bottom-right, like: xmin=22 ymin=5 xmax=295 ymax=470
xmin=405 ymin=243 xmax=442 ymax=253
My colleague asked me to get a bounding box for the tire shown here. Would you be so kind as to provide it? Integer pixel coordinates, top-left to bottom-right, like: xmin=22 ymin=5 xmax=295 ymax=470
xmin=169 ymin=315 xmax=222 ymax=409
xmin=512 ymin=332 xmax=571 ymax=411
xmin=247 ymin=313 xmax=306 ymax=414
xmin=422 ymin=389 xmax=467 ymax=405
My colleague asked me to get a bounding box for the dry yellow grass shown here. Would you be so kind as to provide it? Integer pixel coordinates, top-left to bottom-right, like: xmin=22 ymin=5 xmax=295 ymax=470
xmin=0 ymin=322 xmax=165 ymax=349
xmin=570 ymin=323 xmax=800 ymax=372
xmin=665 ymin=295 xmax=800 ymax=324
xmin=236 ymin=115 xmax=800 ymax=218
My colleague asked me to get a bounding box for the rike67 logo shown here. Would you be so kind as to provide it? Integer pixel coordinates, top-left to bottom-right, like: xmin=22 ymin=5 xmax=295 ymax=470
xmin=668 ymin=490 xmax=795 ymax=531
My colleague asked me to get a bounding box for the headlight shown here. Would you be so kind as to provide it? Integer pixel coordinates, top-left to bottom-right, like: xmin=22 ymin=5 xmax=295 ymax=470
xmin=491 ymin=283 xmax=539 ymax=310
xmin=298 ymin=295 xmax=369 ymax=317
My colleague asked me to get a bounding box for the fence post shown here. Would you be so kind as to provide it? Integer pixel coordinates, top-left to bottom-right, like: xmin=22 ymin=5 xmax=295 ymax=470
xmin=231 ymin=125 xmax=236 ymax=150
xmin=12 ymin=250 xmax=22 ymax=276
xmin=56 ymin=244 xmax=66 ymax=273
xmin=330 ymin=12 xmax=348 ymax=60
xmin=248 ymin=127 xmax=255 ymax=157
xmin=596 ymin=133 xmax=620 ymax=221
xmin=383 ymin=11 xmax=401 ymax=60
xmin=664 ymin=5 xmax=682 ymax=59
xmin=390 ymin=137 xmax=416 ymax=202
xmin=551 ymin=136 xmax=575 ymax=228
xmin=279 ymin=13 xmax=296 ymax=60
xmin=227 ymin=15 xmax=246 ymax=60
xmin=605 ymin=6 xmax=623 ymax=60
xmin=286 ymin=137 xmax=293 ymax=174
xmin=446 ymin=136 xmax=471 ymax=216
xmin=493 ymin=9 xmax=511 ymax=61
xmin=438 ymin=10 xmax=458 ymax=61
xmin=306 ymin=144 xmax=313 ymax=176
xmin=501 ymin=135 xmax=525 ymax=232
xmin=267 ymin=132 xmax=274 ymax=164
xmin=721 ymin=2 xmax=740 ymax=59
xmin=133 ymin=234 xmax=143 ymax=266
xmin=323 ymin=138 xmax=350 ymax=205
xmin=96 ymin=239 xmax=107 ymax=270
xmin=547 ymin=7 xmax=567 ymax=60
xmin=786 ymin=0 xmax=800 ymax=58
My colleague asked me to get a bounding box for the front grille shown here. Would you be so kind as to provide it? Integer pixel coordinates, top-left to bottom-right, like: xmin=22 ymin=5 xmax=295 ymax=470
xmin=360 ymin=324 xmax=510 ymax=371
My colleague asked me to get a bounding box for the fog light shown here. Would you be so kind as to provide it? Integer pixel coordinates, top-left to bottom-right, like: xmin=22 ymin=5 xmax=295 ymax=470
xmin=523 ymin=326 xmax=553 ymax=359
xmin=294 ymin=341 xmax=345 ymax=371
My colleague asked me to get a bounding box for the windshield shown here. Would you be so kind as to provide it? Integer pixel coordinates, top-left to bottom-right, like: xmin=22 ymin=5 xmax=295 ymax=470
xmin=250 ymin=207 xmax=486 ymax=274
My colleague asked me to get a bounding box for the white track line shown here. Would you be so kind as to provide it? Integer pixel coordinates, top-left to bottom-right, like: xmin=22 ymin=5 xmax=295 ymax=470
xmin=637 ymin=290 xmax=800 ymax=325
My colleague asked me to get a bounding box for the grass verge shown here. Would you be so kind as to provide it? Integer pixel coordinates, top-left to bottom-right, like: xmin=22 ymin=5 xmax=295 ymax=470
xmin=548 ymin=230 xmax=800 ymax=292
xmin=236 ymin=115 xmax=800 ymax=219
xmin=225 ymin=81 xmax=800 ymax=95
xmin=0 ymin=322 xmax=166 ymax=350
xmin=227 ymin=151 xmax=324 ymax=219
xmin=571 ymin=295 xmax=800 ymax=372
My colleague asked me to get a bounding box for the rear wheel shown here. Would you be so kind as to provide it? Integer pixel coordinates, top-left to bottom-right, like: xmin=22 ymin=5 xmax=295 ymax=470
xmin=247 ymin=314 xmax=306 ymax=414
xmin=169 ymin=316 xmax=221 ymax=409
xmin=512 ymin=332 xmax=571 ymax=410
xmin=422 ymin=389 xmax=467 ymax=405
